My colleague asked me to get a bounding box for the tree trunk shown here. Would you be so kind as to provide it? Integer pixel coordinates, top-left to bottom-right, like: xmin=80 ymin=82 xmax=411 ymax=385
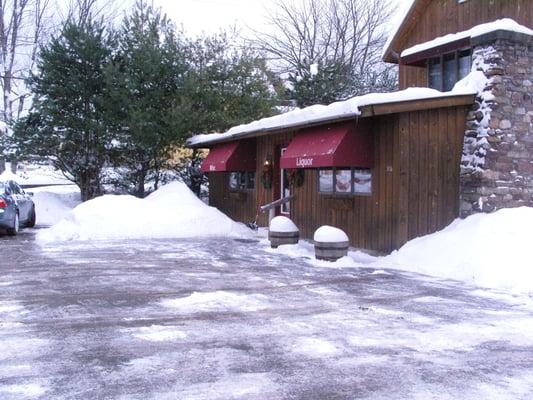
xmin=135 ymin=168 xmax=146 ymax=198
xmin=0 ymin=158 xmax=5 ymax=174
xmin=79 ymin=171 xmax=102 ymax=202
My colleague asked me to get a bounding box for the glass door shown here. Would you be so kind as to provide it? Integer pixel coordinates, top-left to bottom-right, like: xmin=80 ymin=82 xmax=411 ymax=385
xmin=280 ymin=147 xmax=290 ymax=214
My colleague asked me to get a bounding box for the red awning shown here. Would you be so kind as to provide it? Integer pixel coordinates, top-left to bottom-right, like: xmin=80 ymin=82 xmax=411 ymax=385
xmin=201 ymin=140 xmax=256 ymax=172
xmin=280 ymin=121 xmax=373 ymax=169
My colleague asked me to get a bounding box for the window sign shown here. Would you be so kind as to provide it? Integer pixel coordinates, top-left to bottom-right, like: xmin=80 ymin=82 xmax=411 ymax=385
xmin=319 ymin=169 xmax=334 ymax=193
xmin=335 ymin=169 xmax=352 ymax=193
xmin=353 ymin=169 xmax=372 ymax=194
xmin=318 ymin=168 xmax=372 ymax=195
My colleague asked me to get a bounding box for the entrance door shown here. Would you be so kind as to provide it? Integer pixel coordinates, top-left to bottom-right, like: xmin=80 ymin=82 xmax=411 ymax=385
xmin=280 ymin=148 xmax=290 ymax=214
xmin=273 ymin=145 xmax=290 ymax=216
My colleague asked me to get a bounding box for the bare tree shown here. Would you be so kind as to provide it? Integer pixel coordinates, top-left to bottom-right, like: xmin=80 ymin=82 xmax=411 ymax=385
xmin=0 ymin=0 xmax=53 ymax=172
xmin=251 ymin=0 xmax=398 ymax=107
xmin=64 ymin=0 xmax=130 ymax=26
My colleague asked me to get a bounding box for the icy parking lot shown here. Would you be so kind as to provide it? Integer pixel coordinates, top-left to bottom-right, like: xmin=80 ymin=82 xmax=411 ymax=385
xmin=1 ymin=231 xmax=533 ymax=399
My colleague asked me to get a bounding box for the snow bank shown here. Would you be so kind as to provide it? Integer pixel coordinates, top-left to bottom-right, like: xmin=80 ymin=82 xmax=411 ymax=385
xmin=402 ymin=18 xmax=533 ymax=57
xmin=313 ymin=226 xmax=348 ymax=243
xmin=37 ymin=182 xmax=250 ymax=242
xmin=0 ymin=163 xmax=71 ymax=186
xmin=376 ymin=207 xmax=533 ymax=294
xmin=269 ymin=216 xmax=298 ymax=232
xmin=188 ymin=87 xmax=475 ymax=146
xmin=31 ymin=185 xmax=81 ymax=226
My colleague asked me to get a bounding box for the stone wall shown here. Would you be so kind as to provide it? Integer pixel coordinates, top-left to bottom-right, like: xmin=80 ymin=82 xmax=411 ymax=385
xmin=460 ymin=38 xmax=533 ymax=216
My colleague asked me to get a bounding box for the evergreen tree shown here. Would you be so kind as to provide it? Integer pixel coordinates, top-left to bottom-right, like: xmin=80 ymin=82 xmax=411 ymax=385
xmin=12 ymin=19 xmax=115 ymax=201
xmin=109 ymin=1 xmax=187 ymax=197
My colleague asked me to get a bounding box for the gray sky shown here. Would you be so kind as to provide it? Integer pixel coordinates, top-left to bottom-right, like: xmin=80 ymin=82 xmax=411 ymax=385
xmin=152 ymin=0 xmax=406 ymax=38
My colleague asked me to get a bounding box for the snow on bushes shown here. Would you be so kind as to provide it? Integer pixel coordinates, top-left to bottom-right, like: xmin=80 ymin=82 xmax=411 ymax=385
xmin=37 ymin=182 xmax=250 ymax=242
xmin=376 ymin=207 xmax=533 ymax=293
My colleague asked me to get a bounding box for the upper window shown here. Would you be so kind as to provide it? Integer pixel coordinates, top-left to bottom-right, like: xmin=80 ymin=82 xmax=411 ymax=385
xmin=427 ymin=49 xmax=471 ymax=91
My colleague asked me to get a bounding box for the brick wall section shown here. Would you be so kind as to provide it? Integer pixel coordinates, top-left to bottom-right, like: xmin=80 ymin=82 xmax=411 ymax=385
xmin=460 ymin=38 xmax=533 ymax=216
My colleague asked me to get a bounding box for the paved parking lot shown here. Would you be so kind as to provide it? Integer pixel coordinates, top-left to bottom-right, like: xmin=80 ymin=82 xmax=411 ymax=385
xmin=1 ymin=230 xmax=533 ymax=399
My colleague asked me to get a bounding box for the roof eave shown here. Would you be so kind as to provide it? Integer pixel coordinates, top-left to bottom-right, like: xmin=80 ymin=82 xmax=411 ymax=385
xmin=188 ymin=93 xmax=476 ymax=149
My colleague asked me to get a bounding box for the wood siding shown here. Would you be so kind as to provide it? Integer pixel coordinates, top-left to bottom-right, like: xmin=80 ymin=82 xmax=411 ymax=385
xmin=398 ymin=0 xmax=533 ymax=89
xmin=208 ymin=106 xmax=469 ymax=253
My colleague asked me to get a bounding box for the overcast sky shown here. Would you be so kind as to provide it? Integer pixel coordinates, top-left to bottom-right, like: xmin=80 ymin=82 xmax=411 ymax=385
xmin=152 ymin=0 xmax=405 ymax=38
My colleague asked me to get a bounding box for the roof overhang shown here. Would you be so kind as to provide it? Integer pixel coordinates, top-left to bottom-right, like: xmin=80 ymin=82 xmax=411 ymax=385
xmin=188 ymin=93 xmax=475 ymax=149
xmin=382 ymin=0 xmax=429 ymax=64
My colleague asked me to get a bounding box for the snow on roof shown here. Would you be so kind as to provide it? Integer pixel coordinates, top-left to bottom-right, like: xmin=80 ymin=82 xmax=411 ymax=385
xmin=187 ymin=86 xmax=475 ymax=147
xmin=381 ymin=0 xmax=416 ymax=60
xmin=402 ymin=18 xmax=533 ymax=58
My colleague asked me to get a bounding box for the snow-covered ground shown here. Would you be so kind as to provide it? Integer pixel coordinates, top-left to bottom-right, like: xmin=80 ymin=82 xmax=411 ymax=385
xmin=0 ymin=163 xmax=71 ymax=187
xmin=37 ymin=181 xmax=250 ymax=242
xmin=2 ymin=234 xmax=533 ymax=399
xmin=266 ymin=207 xmax=533 ymax=295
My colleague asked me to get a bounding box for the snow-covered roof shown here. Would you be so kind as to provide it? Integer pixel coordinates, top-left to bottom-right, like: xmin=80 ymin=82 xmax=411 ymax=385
xmin=187 ymin=87 xmax=476 ymax=147
xmin=381 ymin=0 xmax=416 ymax=61
xmin=402 ymin=18 xmax=533 ymax=58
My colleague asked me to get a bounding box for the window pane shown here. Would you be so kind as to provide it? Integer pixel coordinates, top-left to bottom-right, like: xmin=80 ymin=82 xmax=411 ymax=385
xmin=443 ymin=53 xmax=457 ymax=91
xmin=238 ymin=172 xmax=247 ymax=190
xmin=229 ymin=172 xmax=238 ymax=190
xmin=247 ymin=172 xmax=255 ymax=189
xmin=353 ymin=169 xmax=372 ymax=194
xmin=428 ymin=58 xmax=442 ymax=90
xmin=458 ymin=50 xmax=471 ymax=79
xmin=335 ymin=169 xmax=352 ymax=193
xmin=318 ymin=169 xmax=333 ymax=192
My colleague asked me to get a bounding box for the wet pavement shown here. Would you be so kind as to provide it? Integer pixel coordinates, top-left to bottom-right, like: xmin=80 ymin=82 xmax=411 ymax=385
xmin=1 ymin=230 xmax=533 ymax=399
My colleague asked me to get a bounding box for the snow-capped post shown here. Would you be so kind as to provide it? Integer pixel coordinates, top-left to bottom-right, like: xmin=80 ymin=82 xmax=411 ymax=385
xmin=313 ymin=226 xmax=349 ymax=261
xmin=268 ymin=216 xmax=299 ymax=248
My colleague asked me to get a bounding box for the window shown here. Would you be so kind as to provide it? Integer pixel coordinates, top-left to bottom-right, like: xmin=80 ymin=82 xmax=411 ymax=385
xmin=229 ymin=172 xmax=255 ymax=191
xmin=427 ymin=49 xmax=471 ymax=91
xmin=318 ymin=168 xmax=372 ymax=195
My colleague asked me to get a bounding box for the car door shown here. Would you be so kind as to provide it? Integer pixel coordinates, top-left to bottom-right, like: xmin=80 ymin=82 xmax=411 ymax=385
xmin=9 ymin=181 xmax=29 ymax=222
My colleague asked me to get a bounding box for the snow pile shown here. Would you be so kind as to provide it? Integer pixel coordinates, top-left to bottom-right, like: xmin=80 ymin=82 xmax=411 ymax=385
xmin=269 ymin=216 xmax=298 ymax=232
xmin=376 ymin=207 xmax=533 ymax=293
xmin=37 ymin=181 xmax=250 ymax=242
xmin=314 ymin=225 xmax=348 ymax=243
xmin=31 ymin=185 xmax=81 ymax=226
xmin=188 ymin=87 xmax=475 ymax=146
xmin=402 ymin=18 xmax=533 ymax=57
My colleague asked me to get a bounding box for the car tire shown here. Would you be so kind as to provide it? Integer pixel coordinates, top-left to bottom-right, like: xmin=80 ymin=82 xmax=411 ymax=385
xmin=27 ymin=207 xmax=36 ymax=228
xmin=7 ymin=212 xmax=19 ymax=236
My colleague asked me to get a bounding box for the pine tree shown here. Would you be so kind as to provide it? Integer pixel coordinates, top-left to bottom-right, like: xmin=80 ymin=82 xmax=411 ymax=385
xmin=12 ymin=19 xmax=115 ymax=201
xmin=108 ymin=1 xmax=187 ymax=198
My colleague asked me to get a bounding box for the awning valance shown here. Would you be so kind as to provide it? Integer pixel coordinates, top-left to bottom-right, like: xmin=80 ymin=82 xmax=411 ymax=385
xmin=280 ymin=121 xmax=373 ymax=169
xmin=201 ymin=140 xmax=256 ymax=172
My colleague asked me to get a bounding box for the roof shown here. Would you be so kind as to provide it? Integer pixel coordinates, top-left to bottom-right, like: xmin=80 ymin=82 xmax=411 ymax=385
xmin=187 ymin=87 xmax=476 ymax=148
xmin=402 ymin=18 xmax=533 ymax=63
xmin=382 ymin=0 xmax=429 ymax=63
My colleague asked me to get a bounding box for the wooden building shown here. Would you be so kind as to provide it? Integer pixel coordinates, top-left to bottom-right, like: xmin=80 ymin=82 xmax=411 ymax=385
xmin=188 ymin=0 xmax=533 ymax=253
